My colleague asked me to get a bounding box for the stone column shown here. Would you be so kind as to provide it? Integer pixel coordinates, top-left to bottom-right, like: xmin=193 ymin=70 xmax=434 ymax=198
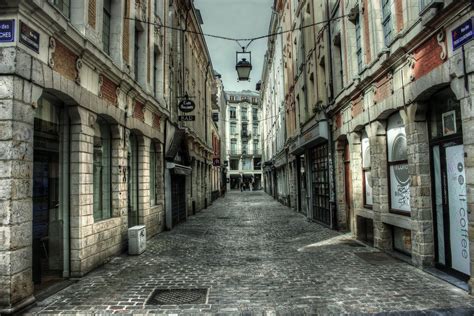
xmin=111 ymin=125 xmax=128 ymax=245
xmin=403 ymin=103 xmax=434 ymax=267
xmin=0 ymin=76 xmax=39 ymax=313
xmin=68 ymin=106 xmax=95 ymax=277
xmin=349 ymin=132 xmax=363 ymax=235
xmin=138 ymin=137 xmax=150 ymax=229
xmin=335 ymin=138 xmax=348 ymax=230
xmin=369 ymin=121 xmax=392 ymax=250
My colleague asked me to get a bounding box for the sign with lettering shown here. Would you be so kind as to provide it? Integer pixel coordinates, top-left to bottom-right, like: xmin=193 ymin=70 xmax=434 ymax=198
xmin=446 ymin=145 xmax=470 ymax=276
xmin=213 ymin=158 xmax=220 ymax=166
xmin=452 ymin=18 xmax=473 ymax=51
xmin=178 ymin=99 xmax=195 ymax=113
xmin=178 ymin=115 xmax=195 ymax=121
xmin=212 ymin=112 xmax=219 ymax=122
xmin=0 ymin=20 xmax=15 ymax=43
xmin=19 ymin=21 xmax=39 ymax=53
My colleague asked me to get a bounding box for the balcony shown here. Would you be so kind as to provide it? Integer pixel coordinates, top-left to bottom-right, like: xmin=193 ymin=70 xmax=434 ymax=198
xmin=227 ymin=150 xmax=261 ymax=156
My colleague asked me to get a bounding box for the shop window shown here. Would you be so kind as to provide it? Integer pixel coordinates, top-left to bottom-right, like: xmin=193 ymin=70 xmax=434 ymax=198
xmin=361 ymin=131 xmax=372 ymax=207
xmin=103 ymin=0 xmax=111 ymax=54
xmin=93 ymin=117 xmax=112 ymax=221
xmin=381 ymin=0 xmax=393 ymax=46
xmin=429 ymin=89 xmax=462 ymax=139
xmin=150 ymin=143 xmax=159 ymax=206
xmin=387 ymin=112 xmax=410 ymax=213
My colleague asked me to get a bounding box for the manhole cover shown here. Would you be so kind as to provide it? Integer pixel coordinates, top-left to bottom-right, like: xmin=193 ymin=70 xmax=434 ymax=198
xmin=146 ymin=288 xmax=208 ymax=305
xmin=355 ymin=252 xmax=396 ymax=265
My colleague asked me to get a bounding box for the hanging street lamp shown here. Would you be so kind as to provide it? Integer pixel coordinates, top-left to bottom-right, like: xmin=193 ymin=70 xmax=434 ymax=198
xmin=236 ymin=47 xmax=252 ymax=81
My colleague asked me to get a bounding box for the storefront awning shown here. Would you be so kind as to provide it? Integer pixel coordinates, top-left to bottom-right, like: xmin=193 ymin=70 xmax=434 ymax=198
xmin=289 ymin=120 xmax=329 ymax=155
xmin=165 ymin=128 xmax=185 ymax=160
xmin=166 ymin=162 xmax=192 ymax=176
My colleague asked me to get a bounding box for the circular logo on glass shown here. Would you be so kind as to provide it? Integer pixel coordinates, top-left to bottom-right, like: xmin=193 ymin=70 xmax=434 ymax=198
xmin=391 ymin=134 xmax=409 ymax=186
xmin=459 ymin=175 xmax=464 ymax=185
xmin=458 ymin=162 xmax=464 ymax=172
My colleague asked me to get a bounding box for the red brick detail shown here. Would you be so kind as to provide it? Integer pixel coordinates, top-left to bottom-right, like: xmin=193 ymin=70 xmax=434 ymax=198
xmin=133 ymin=101 xmax=145 ymax=122
xmin=363 ymin=0 xmax=371 ymax=64
xmin=374 ymin=74 xmax=392 ymax=104
xmin=413 ymin=35 xmax=446 ymax=80
xmin=351 ymin=95 xmax=364 ymax=118
xmin=153 ymin=113 xmax=161 ymax=129
xmin=53 ymin=40 xmax=78 ymax=81
xmin=123 ymin=0 xmax=130 ymax=63
xmin=100 ymin=76 xmax=118 ymax=105
xmin=395 ymin=0 xmax=403 ymax=32
xmin=88 ymin=0 xmax=96 ymax=29
xmin=336 ymin=112 xmax=343 ymax=129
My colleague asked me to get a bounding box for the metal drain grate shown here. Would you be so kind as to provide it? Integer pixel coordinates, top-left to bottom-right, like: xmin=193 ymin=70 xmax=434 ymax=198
xmin=146 ymin=288 xmax=208 ymax=305
xmin=355 ymin=252 xmax=396 ymax=265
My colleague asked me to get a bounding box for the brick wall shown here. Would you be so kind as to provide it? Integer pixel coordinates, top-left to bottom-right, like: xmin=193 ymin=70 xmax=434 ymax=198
xmin=336 ymin=112 xmax=343 ymax=128
xmin=53 ymin=40 xmax=78 ymax=81
xmin=123 ymin=0 xmax=130 ymax=63
xmin=351 ymin=95 xmax=363 ymax=118
xmin=374 ymin=75 xmax=392 ymax=104
xmin=395 ymin=0 xmax=404 ymax=32
xmin=134 ymin=101 xmax=145 ymax=121
xmin=101 ymin=76 xmax=118 ymax=105
xmin=413 ymin=35 xmax=446 ymax=80
xmin=153 ymin=113 xmax=161 ymax=129
xmin=88 ymin=0 xmax=96 ymax=29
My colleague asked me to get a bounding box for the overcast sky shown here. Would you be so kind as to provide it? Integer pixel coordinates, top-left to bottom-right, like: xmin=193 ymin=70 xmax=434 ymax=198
xmin=194 ymin=0 xmax=273 ymax=92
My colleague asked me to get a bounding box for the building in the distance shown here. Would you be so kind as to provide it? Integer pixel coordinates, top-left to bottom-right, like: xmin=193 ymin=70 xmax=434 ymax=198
xmin=225 ymin=91 xmax=262 ymax=191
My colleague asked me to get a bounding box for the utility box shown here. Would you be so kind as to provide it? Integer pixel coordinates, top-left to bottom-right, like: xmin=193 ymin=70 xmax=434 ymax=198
xmin=128 ymin=225 xmax=146 ymax=255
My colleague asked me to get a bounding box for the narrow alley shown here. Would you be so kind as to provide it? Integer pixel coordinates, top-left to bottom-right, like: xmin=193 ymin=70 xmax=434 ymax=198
xmin=26 ymin=192 xmax=474 ymax=315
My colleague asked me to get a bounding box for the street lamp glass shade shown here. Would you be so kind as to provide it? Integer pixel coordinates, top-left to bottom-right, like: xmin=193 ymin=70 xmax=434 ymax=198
xmin=236 ymin=58 xmax=252 ymax=81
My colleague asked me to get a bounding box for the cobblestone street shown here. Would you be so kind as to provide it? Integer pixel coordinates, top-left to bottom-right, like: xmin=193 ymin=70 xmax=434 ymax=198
xmin=26 ymin=192 xmax=474 ymax=315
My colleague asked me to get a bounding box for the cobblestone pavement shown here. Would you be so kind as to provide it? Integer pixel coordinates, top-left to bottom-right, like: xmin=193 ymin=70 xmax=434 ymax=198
xmin=25 ymin=192 xmax=474 ymax=315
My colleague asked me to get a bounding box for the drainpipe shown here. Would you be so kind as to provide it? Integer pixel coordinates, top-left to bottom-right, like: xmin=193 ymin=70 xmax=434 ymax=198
xmin=325 ymin=0 xmax=337 ymax=230
xmin=204 ymin=61 xmax=211 ymax=207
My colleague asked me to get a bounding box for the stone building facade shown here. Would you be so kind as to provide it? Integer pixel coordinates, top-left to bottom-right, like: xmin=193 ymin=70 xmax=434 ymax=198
xmin=0 ymin=0 xmax=218 ymax=313
xmin=225 ymin=91 xmax=263 ymax=191
xmin=261 ymin=0 xmax=474 ymax=292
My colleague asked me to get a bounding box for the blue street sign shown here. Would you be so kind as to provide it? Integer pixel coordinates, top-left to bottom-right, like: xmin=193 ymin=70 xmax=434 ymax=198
xmin=452 ymin=18 xmax=473 ymax=51
xmin=0 ymin=20 xmax=15 ymax=43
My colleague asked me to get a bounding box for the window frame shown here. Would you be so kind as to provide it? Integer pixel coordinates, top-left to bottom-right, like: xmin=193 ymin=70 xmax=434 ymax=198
xmin=381 ymin=0 xmax=393 ymax=46
xmin=361 ymin=131 xmax=373 ymax=208
xmin=355 ymin=14 xmax=363 ymax=73
xmin=52 ymin=0 xmax=71 ymax=19
xmin=102 ymin=0 xmax=112 ymax=54
xmin=386 ymin=112 xmax=411 ymax=215
xmin=93 ymin=118 xmax=112 ymax=221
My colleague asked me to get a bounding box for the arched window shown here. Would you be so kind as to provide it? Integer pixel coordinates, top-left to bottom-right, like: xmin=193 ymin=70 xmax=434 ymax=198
xmin=387 ymin=112 xmax=410 ymax=213
xmin=93 ymin=117 xmax=112 ymax=221
xmin=362 ymin=131 xmax=372 ymax=207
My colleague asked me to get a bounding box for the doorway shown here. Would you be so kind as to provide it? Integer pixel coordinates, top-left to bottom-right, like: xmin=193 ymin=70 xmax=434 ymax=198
xmin=32 ymin=97 xmax=70 ymax=291
xmin=430 ymin=88 xmax=470 ymax=279
xmin=344 ymin=142 xmax=352 ymax=232
xmin=128 ymin=133 xmax=139 ymax=227
xmin=171 ymin=175 xmax=186 ymax=226
xmin=296 ymin=155 xmax=308 ymax=216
